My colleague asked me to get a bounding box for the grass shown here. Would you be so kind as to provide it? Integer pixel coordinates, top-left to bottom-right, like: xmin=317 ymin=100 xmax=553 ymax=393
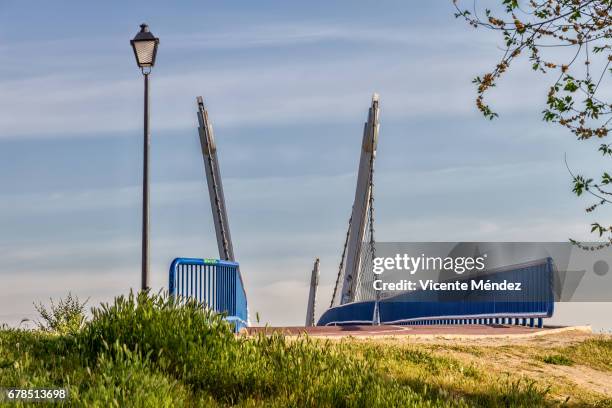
xmin=542 ymin=354 xmax=574 ymax=366
xmin=560 ymin=337 xmax=612 ymax=371
xmin=0 ymin=292 xmax=610 ymax=407
xmin=350 ymin=342 xmax=553 ymax=407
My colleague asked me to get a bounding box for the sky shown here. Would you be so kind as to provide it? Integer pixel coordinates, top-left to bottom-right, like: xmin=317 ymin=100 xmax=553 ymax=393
xmin=0 ymin=1 xmax=610 ymax=330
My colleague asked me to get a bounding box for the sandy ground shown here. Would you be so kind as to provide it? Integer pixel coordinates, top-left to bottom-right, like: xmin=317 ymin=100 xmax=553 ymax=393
xmin=361 ymin=329 xmax=612 ymax=399
xmin=246 ymin=324 xmax=590 ymax=340
xmin=410 ymin=332 xmax=611 ymax=398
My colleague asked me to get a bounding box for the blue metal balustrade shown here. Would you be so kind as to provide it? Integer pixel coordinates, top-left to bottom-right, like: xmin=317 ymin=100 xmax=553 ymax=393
xmin=318 ymin=258 xmax=555 ymax=328
xmin=169 ymin=258 xmax=248 ymax=332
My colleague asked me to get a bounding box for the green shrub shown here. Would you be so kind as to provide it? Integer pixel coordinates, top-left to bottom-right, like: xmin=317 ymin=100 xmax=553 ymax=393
xmin=81 ymin=291 xmax=229 ymax=346
xmin=79 ymin=291 xmax=235 ymax=375
xmin=33 ymin=293 xmax=87 ymax=335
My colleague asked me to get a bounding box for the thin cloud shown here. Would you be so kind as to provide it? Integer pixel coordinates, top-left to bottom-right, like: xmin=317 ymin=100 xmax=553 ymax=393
xmin=0 ymin=22 xmax=545 ymax=139
xmin=163 ymin=23 xmax=490 ymax=50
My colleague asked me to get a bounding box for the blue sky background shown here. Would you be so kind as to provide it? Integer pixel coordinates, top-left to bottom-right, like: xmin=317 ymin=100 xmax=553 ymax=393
xmin=0 ymin=1 xmax=610 ymax=330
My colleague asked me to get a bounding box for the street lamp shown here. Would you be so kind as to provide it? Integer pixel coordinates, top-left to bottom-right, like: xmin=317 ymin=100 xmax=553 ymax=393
xmin=131 ymin=23 xmax=159 ymax=291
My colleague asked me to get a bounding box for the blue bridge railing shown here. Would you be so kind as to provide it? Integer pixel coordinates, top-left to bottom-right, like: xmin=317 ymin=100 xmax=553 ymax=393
xmin=318 ymin=258 xmax=555 ymax=328
xmin=169 ymin=258 xmax=248 ymax=332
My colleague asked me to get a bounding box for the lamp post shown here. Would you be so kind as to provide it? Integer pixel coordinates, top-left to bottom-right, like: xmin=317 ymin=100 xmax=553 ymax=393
xmin=131 ymin=23 xmax=159 ymax=291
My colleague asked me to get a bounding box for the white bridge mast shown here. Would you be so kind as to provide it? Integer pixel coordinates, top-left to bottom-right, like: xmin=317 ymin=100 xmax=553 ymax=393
xmin=340 ymin=94 xmax=380 ymax=304
xmin=196 ymin=97 xmax=235 ymax=261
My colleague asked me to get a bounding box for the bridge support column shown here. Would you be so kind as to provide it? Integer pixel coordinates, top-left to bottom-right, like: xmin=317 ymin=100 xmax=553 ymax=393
xmin=339 ymin=95 xmax=380 ymax=304
xmin=305 ymin=258 xmax=320 ymax=327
